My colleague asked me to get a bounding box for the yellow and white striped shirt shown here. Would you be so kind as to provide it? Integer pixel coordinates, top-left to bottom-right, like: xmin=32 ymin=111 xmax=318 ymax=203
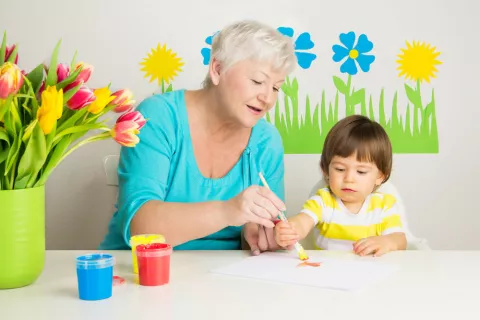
xmin=301 ymin=188 xmax=404 ymax=250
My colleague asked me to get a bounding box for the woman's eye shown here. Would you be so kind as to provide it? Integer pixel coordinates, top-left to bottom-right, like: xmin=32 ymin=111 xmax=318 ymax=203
xmin=273 ymin=87 xmax=279 ymax=92
xmin=252 ymin=80 xmax=262 ymax=85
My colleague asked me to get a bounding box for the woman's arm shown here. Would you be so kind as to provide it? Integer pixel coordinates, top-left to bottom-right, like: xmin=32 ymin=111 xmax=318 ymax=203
xmin=130 ymin=185 xmax=284 ymax=247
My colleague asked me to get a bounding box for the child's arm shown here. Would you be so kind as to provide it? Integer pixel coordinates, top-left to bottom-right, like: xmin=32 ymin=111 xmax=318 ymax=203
xmin=275 ymin=213 xmax=316 ymax=248
xmin=353 ymin=196 xmax=407 ymax=256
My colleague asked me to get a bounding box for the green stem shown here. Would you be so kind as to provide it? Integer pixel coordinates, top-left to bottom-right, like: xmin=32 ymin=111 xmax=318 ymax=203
xmin=161 ymin=79 xmax=165 ymax=94
xmin=345 ymin=75 xmax=352 ymax=116
xmin=57 ymin=132 xmax=111 ymax=166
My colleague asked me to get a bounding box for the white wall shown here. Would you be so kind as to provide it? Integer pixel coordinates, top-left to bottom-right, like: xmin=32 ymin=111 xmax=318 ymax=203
xmin=2 ymin=0 xmax=479 ymax=250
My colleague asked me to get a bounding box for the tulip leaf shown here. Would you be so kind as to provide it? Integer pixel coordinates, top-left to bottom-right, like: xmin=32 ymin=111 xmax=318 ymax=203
xmin=4 ymin=127 xmax=22 ymax=177
xmin=57 ymin=107 xmax=87 ymax=133
xmin=34 ymin=135 xmax=71 ymax=187
xmin=27 ymin=63 xmax=45 ymax=94
xmin=70 ymin=50 xmax=78 ymax=70
xmin=46 ymin=39 xmax=62 ymax=87
xmin=53 ymin=123 xmax=110 ymax=145
xmin=15 ymin=122 xmax=47 ymax=189
xmin=6 ymin=44 xmax=18 ymax=63
xmin=0 ymin=127 xmax=10 ymax=165
xmin=56 ymin=65 xmax=83 ymax=90
xmin=0 ymin=31 xmax=6 ymax=67
xmin=45 ymin=121 xmax=56 ymax=153
xmin=62 ymin=82 xmax=82 ymax=102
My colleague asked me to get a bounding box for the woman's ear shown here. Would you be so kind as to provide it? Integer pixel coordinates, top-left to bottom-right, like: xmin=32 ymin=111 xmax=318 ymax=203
xmin=209 ymin=58 xmax=222 ymax=86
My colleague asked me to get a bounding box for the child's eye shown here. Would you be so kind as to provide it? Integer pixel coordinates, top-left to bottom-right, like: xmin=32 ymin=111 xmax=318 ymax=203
xmin=335 ymin=168 xmax=345 ymax=172
xmin=357 ymin=171 xmax=367 ymax=175
xmin=252 ymin=80 xmax=262 ymax=85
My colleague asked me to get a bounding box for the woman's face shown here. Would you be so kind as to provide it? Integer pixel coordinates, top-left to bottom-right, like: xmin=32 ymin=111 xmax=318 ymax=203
xmin=212 ymin=58 xmax=286 ymax=128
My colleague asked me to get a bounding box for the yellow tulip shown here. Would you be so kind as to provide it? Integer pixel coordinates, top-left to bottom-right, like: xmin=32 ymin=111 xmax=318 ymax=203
xmin=87 ymin=86 xmax=115 ymax=114
xmin=37 ymin=86 xmax=63 ymax=134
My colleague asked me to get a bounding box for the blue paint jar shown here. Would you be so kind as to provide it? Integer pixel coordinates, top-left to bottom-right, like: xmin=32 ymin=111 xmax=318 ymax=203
xmin=76 ymin=253 xmax=115 ymax=301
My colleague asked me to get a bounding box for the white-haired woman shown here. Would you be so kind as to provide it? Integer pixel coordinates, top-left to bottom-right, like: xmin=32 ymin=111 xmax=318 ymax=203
xmin=100 ymin=20 xmax=297 ymax=254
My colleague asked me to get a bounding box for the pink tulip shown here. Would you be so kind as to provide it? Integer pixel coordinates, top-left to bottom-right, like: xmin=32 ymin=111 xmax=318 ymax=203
xmin=38 ymin=80 xmax=45 ymax=96
xmin=0 ymin=62 xmax=24 ymax=99
xmin=66 ymin=85 xmax=96 ymax=110
xmin=4 ymin=45 xmax=18 ymax=64
xmin=57 ymin=63 xmax=70 ymax=83
xmin=111 ymin=111 xmax=146 ymax=147
xmin=110 ymin=89 xmax=135 ymax=113
xmin=73 ymin=62 xmax=93 ymax=84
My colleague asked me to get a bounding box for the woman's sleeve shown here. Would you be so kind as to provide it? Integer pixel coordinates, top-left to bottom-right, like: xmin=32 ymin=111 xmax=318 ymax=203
xmin=116 ymin=95 xmax=178 ymax=245
xmin=263 ymin=126 xmax=285 ymax=202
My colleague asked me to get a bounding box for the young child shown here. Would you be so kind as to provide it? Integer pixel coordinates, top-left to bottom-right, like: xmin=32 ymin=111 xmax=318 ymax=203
xmin=275 ymin=115 xmax=406 ymax=257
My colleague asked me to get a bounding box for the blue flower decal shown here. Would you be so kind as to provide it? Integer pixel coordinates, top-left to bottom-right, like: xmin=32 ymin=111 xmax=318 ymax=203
xmin=200 ymin=31 xmax=219 ymax=65
xmin=332 ymin=32 xmax=375 ymax=75
xmin=277 ymin=27 xmax=317 ymax=69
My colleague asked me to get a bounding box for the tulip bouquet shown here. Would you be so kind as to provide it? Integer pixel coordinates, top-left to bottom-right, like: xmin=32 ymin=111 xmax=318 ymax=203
xmin=0 ymin=32 xmax=146 ymax=190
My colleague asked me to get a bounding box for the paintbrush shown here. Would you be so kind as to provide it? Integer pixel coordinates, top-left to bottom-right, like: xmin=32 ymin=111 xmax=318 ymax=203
xmin=258 ymin=172 xmax=309 ymax=261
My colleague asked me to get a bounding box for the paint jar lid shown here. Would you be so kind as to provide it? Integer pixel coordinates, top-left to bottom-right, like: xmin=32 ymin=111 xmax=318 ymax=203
xmin=76 ymin=253 xmax=115 ymax=270
xmin=136 ymin=243 xmax=172 ymax=258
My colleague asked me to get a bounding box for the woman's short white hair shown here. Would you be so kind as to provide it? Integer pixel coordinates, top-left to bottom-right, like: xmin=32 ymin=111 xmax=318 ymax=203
xmin=202 ymin=20 xmax=296 ymax=88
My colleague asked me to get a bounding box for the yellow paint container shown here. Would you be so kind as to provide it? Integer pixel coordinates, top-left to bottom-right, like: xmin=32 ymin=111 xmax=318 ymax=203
xmin=129 ymin=234 xmax=165 ymax=273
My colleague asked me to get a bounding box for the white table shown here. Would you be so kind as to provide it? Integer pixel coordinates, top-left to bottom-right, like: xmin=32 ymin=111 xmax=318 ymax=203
xmin=1 ymin=250 xmax=479 ymax=319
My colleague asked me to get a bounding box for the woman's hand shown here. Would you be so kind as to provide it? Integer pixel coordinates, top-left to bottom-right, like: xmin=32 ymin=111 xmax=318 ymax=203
xmin=243 ymin=222 xmax=283 ymax=255
xmin=224 ymin=186 xmax=286 ymax=228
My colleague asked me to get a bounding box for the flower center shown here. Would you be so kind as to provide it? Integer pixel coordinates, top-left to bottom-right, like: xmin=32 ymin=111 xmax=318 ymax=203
xmin=349 ymin=49 xmax=359 ymax=59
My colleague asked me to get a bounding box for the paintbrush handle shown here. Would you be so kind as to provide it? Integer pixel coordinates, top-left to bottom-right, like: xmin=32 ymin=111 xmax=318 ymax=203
xmin=259 ymin=172 xmax=309 ymax=261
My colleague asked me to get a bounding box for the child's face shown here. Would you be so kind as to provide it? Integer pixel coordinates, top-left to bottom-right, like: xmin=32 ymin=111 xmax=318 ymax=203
xmin=326 ymin=153 xmax=385 ymax=205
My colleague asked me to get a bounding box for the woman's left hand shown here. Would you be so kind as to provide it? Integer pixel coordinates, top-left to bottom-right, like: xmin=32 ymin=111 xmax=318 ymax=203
xmin=243 ymin=222 xmax=282 ymax=255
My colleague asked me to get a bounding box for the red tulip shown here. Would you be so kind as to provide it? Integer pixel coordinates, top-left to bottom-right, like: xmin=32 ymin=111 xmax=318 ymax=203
xmin=4 ymin=45 xmax=18 ymax=64
xmin=111 ymin=111 xmax=146 ymax=147
xmin=66 ymin=85 xmax=96 ymax=110
xmin=57 ymin=63 xmax=70 ymax=83
xmin=0 ymin=62 xmax=24 ymax=99
xmin=110 ymin=89 xmax=135 ymax=113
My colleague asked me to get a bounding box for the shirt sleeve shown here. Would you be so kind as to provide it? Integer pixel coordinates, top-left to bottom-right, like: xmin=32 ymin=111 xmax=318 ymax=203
xmin=116 ymin=95 xmax=179 ymax=246
xmin=380 ymin=195 xmax=405 ymax=235
xmin=262 ymin=126 xmax=285 ymax=202
xmin=299 ymin=189 xmax=327 ymax=225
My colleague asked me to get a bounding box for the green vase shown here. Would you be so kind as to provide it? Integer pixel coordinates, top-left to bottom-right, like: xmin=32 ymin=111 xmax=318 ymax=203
xmin=0 ymin=186 xmax=45 ymax=289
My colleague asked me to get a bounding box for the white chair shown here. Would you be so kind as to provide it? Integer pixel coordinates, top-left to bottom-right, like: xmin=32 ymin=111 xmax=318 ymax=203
xmin=103 ymin=155 xmax=120 ymax=186
xmin=309 ymin=178 xmax=430 ymax=250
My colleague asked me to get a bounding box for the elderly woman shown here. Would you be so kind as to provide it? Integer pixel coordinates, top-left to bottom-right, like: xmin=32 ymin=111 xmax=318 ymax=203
xmin=100 ymin=20 xmax=296 ymax=254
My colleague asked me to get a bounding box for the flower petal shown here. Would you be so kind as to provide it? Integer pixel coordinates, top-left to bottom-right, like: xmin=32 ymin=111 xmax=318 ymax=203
xmin=295 ymin=32 xmax=315 ymax=50
xmin=356 ymin=54 xmax=375 ymax=72
xmin=277 ymin=27 xmax=294 ymax=38
xmin=295 ymin=52 xmax=317 ymax=69
xmin=355 ymin=34 xmax=374 ymax=53
xmin=339 ymin=32 xmax=356 ymax=50
xmin=340 ymin=58 xmax=358 ymax=75
xmin=201 ymin=48 xmax=211 ymax=65
xmin=332 ymin=44 xmax=349 ymax=62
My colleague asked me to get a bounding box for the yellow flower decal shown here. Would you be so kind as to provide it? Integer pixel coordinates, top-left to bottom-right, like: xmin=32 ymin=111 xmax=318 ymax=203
xmin=87 ymin=87 xmax=115 ymax=114
xmin=37 ymin=86 xmax=63 ymax=134
xmin=140 ymin=44 xmax=184 ymax=85
xmin=396 ymin=41 xmax=442 ymax=83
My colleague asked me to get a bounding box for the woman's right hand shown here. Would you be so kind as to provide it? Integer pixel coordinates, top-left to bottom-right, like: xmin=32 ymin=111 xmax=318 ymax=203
xmin=223 ymin=186 xmax=286 ymax=228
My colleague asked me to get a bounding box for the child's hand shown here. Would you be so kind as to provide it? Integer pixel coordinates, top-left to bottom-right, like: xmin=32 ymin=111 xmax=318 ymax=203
xmin=274 ymin=221 xmax=299 ymax=249
xmin=353 ymin=235 xmax=400 ymax=257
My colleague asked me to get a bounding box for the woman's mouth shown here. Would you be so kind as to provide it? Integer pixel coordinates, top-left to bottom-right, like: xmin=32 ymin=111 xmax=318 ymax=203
xmin=247 ymin=105 xmax=262 ymax=115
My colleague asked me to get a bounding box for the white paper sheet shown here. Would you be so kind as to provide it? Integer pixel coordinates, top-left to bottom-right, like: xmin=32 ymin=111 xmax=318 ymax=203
xmin=211 ymin=252 xmax=399 ymax=292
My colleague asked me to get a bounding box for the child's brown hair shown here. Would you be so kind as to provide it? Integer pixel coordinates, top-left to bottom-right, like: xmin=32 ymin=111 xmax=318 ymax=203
xmin=320 ymin=115 xmax=393 ymax=183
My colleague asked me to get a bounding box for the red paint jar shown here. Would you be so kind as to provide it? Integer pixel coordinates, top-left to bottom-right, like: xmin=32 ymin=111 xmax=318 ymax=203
xmin=135 ymin=243 xmax=172 ymax=286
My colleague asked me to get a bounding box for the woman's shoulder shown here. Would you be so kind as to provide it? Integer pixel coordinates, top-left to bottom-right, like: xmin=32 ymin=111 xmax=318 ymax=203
xmin=135 ymin=90 xmax=186 ymax=121
xmin=251 ymin=118 xmax=283 ymax=150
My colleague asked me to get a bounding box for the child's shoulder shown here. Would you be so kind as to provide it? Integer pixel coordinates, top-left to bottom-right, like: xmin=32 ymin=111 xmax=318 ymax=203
xmin=311 ymin=187 xmax=339 ymax=208
xmin=367 ymin=191 xmax=398 ymax=211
